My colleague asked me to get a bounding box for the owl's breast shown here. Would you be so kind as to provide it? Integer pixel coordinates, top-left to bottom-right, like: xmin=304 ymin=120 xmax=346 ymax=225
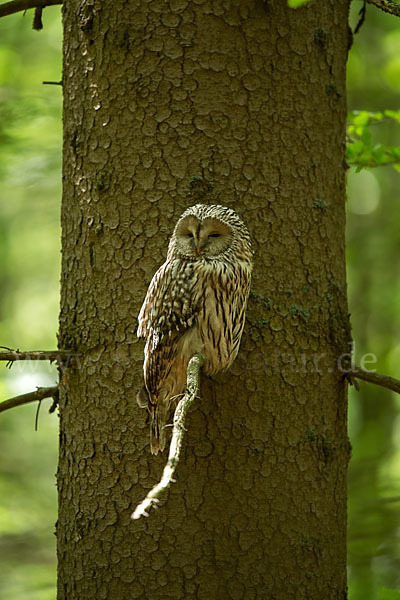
xmin=193 ymin=264 xmax=250 ymax=375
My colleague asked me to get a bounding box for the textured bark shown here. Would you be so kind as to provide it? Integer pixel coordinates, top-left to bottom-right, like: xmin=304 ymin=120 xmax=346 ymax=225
xmin=58 ymin=1 xmax=351 ymax=598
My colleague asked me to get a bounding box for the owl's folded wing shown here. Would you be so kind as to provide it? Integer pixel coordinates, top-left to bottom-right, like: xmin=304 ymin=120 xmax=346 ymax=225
xmin=137 ymin=259 xmax=199 ymax=340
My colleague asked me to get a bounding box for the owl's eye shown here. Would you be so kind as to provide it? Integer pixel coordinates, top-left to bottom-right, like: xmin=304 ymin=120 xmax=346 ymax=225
xmin=187 ymin=233 xmax=194 ymax=238
xmin=208 ymin=233 xmax=221 ymax=238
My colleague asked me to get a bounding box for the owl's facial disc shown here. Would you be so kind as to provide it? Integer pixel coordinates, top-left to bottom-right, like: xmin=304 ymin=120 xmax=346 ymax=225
xmin=175 ymin=215 xmax=232 ymax=258
xmin=197 ymin=219 xmax=232 ymax=257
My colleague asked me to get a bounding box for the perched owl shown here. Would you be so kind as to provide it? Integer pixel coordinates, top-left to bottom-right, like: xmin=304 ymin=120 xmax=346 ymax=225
xmin=137 ymin=204 xmax=253 ymax=454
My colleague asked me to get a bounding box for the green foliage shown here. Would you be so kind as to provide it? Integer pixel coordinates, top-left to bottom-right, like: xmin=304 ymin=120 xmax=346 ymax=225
xmin=347 ymin=110 xmax=400 ymax=171
xmin=0 ymin=7 xmax=61 ymax=600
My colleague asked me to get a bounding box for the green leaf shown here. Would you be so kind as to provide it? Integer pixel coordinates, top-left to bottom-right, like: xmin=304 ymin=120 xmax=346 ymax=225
xmin=353 ymin=111 xmax=371 ymax=126
xmin=384 ymin=109 xmax=400 ymax=124
xmin=361 ymin=127 xmax=372 ymax=145
xmin=371 ymin=145 xmax=386 ymax=164
xmin=348 ymin=140 xmax=365 ymax=155
xmin=388 ymin=146 xmax=400 ymax=159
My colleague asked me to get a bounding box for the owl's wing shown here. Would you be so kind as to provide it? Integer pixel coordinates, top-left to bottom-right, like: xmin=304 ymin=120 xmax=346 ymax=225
xmin=137 ymin=259 xmax=199 ymax=402
xmin=137 ymin=259 xmax=197 ymax=340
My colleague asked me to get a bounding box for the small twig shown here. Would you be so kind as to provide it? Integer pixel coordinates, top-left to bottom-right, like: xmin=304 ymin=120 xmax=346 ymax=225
xmin=48 ymin=388 xmax=59 ymax=412
xmin=132 ymin=353 xmax=205 ymax=520
xmin=347 ymin=374 xmax=360 ymax=392
xmin=0 ymin=0 xmax=62 ymax=18
xmin=32 ymin=5 xmax=42 ymax=28
xmin=364 ymin=0 xmax=400 ymax=18
xmin=354 ymin=2 xmax=367 ymax=33
xmin=350 ymin=366 xmax=400 ymax=395
xmin=43 ymin=80 xmax=62 ymax=85
xmin=35 ymin=399 xmax=42 ymax=430
xmin=0 ymin=386 xmax=58 ymax=414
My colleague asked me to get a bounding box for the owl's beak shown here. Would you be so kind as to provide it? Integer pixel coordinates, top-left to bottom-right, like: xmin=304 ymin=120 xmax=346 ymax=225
xmin=196 ymin=246 xmax=201 ymax=255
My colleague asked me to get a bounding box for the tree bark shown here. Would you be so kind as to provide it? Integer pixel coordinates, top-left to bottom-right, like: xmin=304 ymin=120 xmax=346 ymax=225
xmin=58 ymin=1 xmax=351 ymax=598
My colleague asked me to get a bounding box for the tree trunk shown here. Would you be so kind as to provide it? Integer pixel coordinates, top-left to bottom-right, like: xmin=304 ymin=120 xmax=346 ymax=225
xmin=58 ymin=1 xmax=351 ymax=598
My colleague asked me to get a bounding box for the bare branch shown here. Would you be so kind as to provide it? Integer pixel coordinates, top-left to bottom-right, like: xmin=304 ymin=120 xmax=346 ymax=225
xmin=132 ymin=353 xmax=205 ymax=520
xmin=350 ymin=366 xmax=400 ymax=395
xmin=0 ymin=0 xmax=62 ymax=19
xmin=365 ymin=0 xmax=400 ymax=18
xmin=0 ymin=349 xmax=78 ymax=366
xmin=0 ymin=386 xmax=58 ymax=414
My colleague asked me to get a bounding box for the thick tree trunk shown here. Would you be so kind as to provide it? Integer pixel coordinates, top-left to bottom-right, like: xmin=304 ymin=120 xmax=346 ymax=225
xmin=58 ymin=1 xmax=351 ymax=598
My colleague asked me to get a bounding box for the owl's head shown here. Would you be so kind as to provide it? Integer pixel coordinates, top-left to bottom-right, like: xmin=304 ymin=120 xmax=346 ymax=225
xmin=168 ymin=204 xmax=252 ymax=263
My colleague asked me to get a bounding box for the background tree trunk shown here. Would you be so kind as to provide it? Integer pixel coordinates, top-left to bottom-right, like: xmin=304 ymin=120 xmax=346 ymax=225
xmin=58 ymin=0 xmax=351 ymax=598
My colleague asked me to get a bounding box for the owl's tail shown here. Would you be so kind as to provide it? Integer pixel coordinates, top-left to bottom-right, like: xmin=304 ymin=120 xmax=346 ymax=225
xmin=136 ymin=386 xmax=167 ymax=454
xmin=150 ymin=404 xmax=167 ymax=455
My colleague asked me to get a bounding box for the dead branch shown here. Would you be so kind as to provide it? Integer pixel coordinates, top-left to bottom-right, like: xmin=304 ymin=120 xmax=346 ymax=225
xmin=0 ymin=349 xmax=78 ymax=367
xmin=0 ymin=0 xmax=62 ymax=18
xmin=0 ymin=386 xmax=58 ymax=414
xmin=365 ymin=0 xmax=400 ymax=18
xmin=132 ymin=353 xmax=205 ymax=520
xmin=350 ymin=366 xmax=400 ymax=395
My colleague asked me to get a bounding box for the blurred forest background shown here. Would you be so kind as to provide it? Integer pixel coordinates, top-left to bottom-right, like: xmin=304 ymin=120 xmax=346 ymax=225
xmin=0 ymin=3 xmax=399 ymax=599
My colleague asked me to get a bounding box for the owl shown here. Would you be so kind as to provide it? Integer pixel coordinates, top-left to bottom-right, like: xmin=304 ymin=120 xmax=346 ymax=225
xmin=137 ymin=204 xmax=253 ymax=454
